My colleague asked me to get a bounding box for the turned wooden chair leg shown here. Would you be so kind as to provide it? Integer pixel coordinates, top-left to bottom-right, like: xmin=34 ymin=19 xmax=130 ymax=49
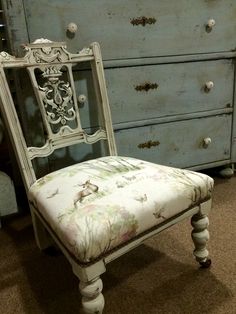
xmin=79 ymin=276 xmax=105 ymax=314
xmin=191 ymin=212 xmax=211 ymax=268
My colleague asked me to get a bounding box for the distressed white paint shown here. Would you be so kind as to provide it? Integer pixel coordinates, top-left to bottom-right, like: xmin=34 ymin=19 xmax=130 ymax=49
xmin=0 ymin=41 xmax=212 ymax=313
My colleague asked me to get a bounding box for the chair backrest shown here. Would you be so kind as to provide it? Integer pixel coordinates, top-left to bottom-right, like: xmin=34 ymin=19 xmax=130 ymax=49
xmin=0 ymin=39 xmax=117 ymax=190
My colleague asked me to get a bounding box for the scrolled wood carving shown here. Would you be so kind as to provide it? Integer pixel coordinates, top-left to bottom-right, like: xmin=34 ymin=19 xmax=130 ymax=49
xmin=39 ymin=70 xmax=76 ymax=127
xmin=0 ymin=51 xmax=16 ymax=62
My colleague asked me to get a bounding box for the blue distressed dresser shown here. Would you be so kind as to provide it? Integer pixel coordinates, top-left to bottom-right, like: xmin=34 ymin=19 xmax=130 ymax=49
xmin=2 ymin=0 xmax=236 ymax=175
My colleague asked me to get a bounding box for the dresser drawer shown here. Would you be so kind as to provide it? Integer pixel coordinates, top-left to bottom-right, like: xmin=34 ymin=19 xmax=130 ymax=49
xmin=75 ymin=59 xmax=234 ymax=127
xmin=114 ymin=115 xmax=232 ymax=168
xmin=23 ymin=0 xmax=236 ymax=59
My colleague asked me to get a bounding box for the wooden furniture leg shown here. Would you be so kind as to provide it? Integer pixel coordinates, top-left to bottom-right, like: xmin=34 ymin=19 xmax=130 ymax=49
xmin=191 ymin=213 xmax=211 ymax=268
xmin=79 ymin=277 xmax=105 ymax=314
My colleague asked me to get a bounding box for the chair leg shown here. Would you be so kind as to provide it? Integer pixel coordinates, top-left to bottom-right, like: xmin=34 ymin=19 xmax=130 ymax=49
xmin=79 ymin=276 xmax=105 ymax=314
xmin=191 ymin=212 xmax=211 ymax=268
xmin=30 ymin=207 xmax=53 ymax=250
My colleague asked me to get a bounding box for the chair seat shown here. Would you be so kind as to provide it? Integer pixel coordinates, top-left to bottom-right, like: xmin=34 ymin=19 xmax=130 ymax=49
xmin=29 ymin=156 xmax=213 ymax=263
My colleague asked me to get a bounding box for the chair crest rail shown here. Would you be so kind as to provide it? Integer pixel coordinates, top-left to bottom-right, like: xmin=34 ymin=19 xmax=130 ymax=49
xmin=0 ymin=40 xmax=94 ymax=67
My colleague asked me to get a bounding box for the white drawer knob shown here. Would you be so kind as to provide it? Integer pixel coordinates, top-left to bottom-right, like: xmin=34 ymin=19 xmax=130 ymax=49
xmin=206 ymin=19 xmax=216 ymax=31
xmin=78 ymin=94 xmax=87 ymax=104
xmin=203 ymin=137 xmax=212 ymax=148
xmin=67 ymin=22 xmax=78 ymax=34
xmin=205 ymin=81 xmax=214 ymax=92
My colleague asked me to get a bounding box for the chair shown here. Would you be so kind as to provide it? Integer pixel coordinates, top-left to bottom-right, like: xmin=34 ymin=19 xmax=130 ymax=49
xmin=0 ymin=39 xmax=213 ymax=313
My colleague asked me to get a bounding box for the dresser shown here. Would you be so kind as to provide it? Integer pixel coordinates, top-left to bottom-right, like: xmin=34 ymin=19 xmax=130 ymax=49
xmin=2 ymin=0 xmax=236 ymax=175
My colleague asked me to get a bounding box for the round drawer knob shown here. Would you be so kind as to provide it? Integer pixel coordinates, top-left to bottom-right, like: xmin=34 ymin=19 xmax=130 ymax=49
xmin=67 ymin=22 xmax=78 ymax=34
xmin=78 ymin=94 xmax=87 ymax=104
xmin=206 ymin=19 xmax=216 ymax=32
xmin=203 ymin=137 xmax=212 ymax=148
xmin=205 ymin=81 xmax=214 ymax=92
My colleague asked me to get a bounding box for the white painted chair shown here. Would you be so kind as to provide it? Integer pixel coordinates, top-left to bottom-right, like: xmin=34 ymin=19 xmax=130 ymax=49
xmin=0 ymin=40 xmax=213 ymax=313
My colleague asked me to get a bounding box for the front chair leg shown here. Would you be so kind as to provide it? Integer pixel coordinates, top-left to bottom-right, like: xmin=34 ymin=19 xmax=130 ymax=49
xmin=191 ymin=213 xmax=211 ymax=268
xmin=79 ymin=277 xmax=105 ymax=314
xmin=30 ymin=207 xmax=53 ymax=250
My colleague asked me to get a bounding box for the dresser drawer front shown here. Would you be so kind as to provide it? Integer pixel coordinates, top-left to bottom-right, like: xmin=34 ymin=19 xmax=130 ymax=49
xmin=75 ymin=60 xmax=233 ymax=127
xmin=115 ymin=115 xmax=231 ymax=168
xmin=23 ymin=0 xmax=236 ymax=59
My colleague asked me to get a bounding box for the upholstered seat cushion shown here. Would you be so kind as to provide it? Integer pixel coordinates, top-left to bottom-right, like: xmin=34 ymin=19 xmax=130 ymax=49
xmin=29 ymin=156 xmax=213 ymax=263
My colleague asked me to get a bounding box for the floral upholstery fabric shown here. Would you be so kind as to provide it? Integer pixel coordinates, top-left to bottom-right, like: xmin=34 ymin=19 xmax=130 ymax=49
xmin=29 ymin=156 xmax=213 ymax=263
